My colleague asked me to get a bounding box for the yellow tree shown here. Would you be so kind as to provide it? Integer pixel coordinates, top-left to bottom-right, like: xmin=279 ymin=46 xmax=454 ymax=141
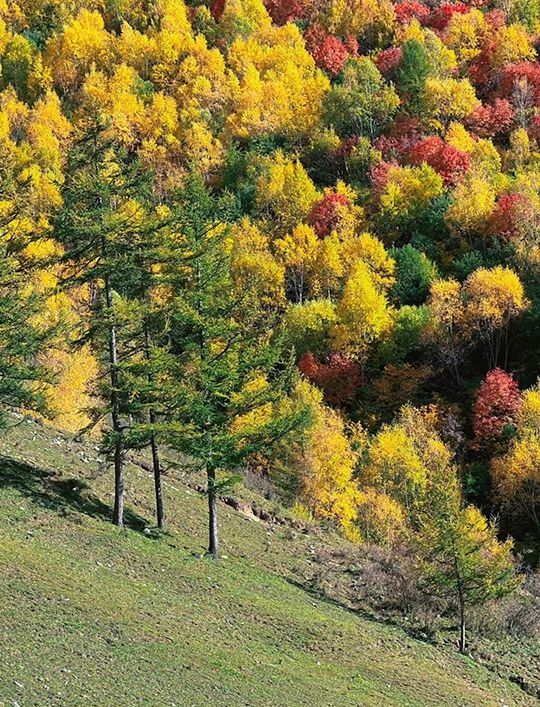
xmin=361 ymin=425 xmax=427 ymax=519
xmin=288 ymin=380 xmax=361 ymax=539
xmin=331 ymin=260 xmax=392 ymax=359
xmin=423 ymin=77 xmax=479 ymax=130
xmin=255 ymin=151 xmax=319 ymax=236
xmin=274 ymin=223 xmax=318 ymax=303
xmin=44 ymin=9 xmax=112 ymax=96
xmin=379 ymin=163 xmax=443 ymax=240
xmin=229 ymin=218 xmax=285 ymax=307
xmin=226 ymin=23 xmax=329 ymax=140
xmin=425 ymin=279 xmax=468 ymax=382
xmin=463 ymin=266 xmax=528 ymax=369
xmin=446 ymin=175 xmax=497 ymax=243
xmin=492 ymin=382 xmax=540 ymax=533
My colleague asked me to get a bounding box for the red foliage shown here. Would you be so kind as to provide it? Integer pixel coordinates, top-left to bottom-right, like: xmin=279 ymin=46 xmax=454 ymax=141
xmin=469 ymin=45 xmax=496 ymax=89
xmin=344 ymin=35 xmax=359 ymax=56
xmin=308 ymin=192 xmax=351 ymax=237
xmin=466 ymin=99 xmax=515 ymax=138
xmin=210 ymin=0 xmax=225 ymax=20
xmin=499 ymin=62 xmax=540 ymax=105
xmin=472 ymin=368 xmax=521 ymax=449
xmin=376 ymin=47 xmax=403 ymax=76
xmin=304 ymin=24 xmax=351 ymax=77
xmin=299 ymin=352 xmax=363 ymax=407
xmin=390 ymin=113 xmax=423 ymax=138
xmin=264 ymin=0 xmax=307 ymax=25
xmin=336 ymin=136 xmax=359 ymax=159
xmin=394 ymin=1 xmax=430 ymax=25
xmin=430 ymin=2 xmax=469 ymax=31
xmin=407 ymin=136 xmax=470 ymax=185
xmin=375 ymin=114 xmax=422 ymax=161
xmin=488 ymin=193 xmax=535 ymax=240
xmin=370 ymin=160 xmax=398 ymax=200
xmin=485 ymin=9 xmax=507 ymax=30
xmin=530 ymin=113 xmax=540 ymax=140
xmin=376 ymin=133 xmax=419 ymax=162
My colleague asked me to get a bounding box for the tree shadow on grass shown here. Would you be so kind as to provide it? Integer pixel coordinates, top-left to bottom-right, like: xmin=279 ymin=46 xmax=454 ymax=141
xmin=0 ymin=455 xmax=149 ymax=532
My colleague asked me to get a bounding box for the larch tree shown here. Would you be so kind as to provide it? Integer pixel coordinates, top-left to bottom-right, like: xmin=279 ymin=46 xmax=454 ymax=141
xmin=163 ymin=175 xmax=309 ymax=558
xmin=417 ymin=451 xmax=518 ymax=653
xmin=0 ymin=137 xmax=53 ymax=428
xmin=54 ymin=116 xmax=158 ymax=528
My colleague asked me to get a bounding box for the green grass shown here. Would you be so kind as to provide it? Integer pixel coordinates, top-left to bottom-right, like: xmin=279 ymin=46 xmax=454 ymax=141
xmin=0 ymin=416 xmax=537 ymax=706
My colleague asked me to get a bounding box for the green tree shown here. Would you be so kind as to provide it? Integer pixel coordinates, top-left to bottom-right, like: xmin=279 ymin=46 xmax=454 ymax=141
xmin=323 ymin=57 xmax=400 ymax=139
xmin=418 ymin=473 xmax=519 ymax=653
xmin=396 ymin=40 xmax=430 ymax=115
xmin=391 ymin=245 xmax=438 ymax=305
xmin=0 ymin=147 xmax=51 ymax=429
xmin=0 ymin=245 xmax=50 ymax=428
xmin=55 ymin=117 xmax=156 ymax=528
xmin=164 ymin=176 xmax=309 ymax=558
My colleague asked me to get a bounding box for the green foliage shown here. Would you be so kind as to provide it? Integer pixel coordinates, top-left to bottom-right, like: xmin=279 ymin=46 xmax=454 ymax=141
xmin=396 ymin=40 xmax=430 ymax=114
xmin=282 ymin=299 xmax=337 ymax=358
xmin=418 ymin=474 xmax=519 ymax=651
xmin=391 ymin=245 xmax=438 ymax=305
xmin=377 ymin=305 xmax=430 ymax=365
xmin=323 ymin=57 xmax=400 ymax=138
xmin=0 ymin=246 xmax=50 ymax=427
xmin=163 ymin=175 xmax=308 ymax=472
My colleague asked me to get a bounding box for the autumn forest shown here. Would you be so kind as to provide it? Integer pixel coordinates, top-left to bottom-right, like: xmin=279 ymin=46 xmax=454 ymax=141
xmin=2 ymin=0 xmax=540 ymax=669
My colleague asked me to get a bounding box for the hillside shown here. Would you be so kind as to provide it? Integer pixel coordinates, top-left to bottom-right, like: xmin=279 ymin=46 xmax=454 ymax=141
xmin=0 ymin=417 xmax=536 ymax=707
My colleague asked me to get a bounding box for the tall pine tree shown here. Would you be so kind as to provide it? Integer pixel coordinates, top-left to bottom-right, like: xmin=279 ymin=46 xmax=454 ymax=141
xmin=55 ymin=117 xmax=158 ymax=527
xmin=162 ymin=176 xmax=309 ymax=558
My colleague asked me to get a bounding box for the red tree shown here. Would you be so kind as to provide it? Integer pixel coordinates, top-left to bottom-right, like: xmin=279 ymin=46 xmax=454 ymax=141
xmin=472 ymin=368 xmax=521 ymax=450
xmin=304 ymin=25 xmax=352 ymax=77
xmin=376 ymin=47 xmax=403 ymax=77
xmin=466 ymin=99 xmax=515 ymax=138
xmin=430 ymin=2 xmax=469 ymax=31
xmin=264 ymin=0 xmax=307 ymax=25
xmin=488 ymin=193 xmax=532 ymax=239
xmin=299 ymin=352 xmax=363 ymax=407
xmin=499 ymin=62 xmax=540 ymax=105
xmin=394 ymin=1 xmax=430 ymax=25
xmin=308 ymin=192 xmax=352 ymax=237
xmin=408 ymin=136 xmax=470 ymax=185
xmin=485 ymin=9 xmax=507 ymax=30
xmin=370 ymin=160 xmax=398 ymax=201
xmin=211 ymin=0 xmax=225 ymax=20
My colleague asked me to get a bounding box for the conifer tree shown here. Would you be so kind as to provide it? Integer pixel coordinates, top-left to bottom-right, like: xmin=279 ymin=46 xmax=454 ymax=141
xmin=0 ymin=244 xmax=50 ymax=428
xmin=164 ymin=176 xmax=309 ymax=558
xmin=396 ymin=40 xmax=430 ymax=114
xmin=418 ymin=472 xmax=518 ymax=653
xmin=55 ymin=117 xmax=156 ymax=528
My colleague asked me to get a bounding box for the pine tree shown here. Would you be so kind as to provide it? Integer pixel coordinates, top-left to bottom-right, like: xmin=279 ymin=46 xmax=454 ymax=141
xmin=0 ymin=245 xmax=50 ymax=427
xmin=163 ymin=175 xmax=309 ymax=558
xmin=396 ymin=40 xmax=430 ymax=115
xmin=54 ymin=117 xmax=156 ymax=528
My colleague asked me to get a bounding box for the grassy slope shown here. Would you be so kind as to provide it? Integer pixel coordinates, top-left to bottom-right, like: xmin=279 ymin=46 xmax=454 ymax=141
xmin=0 ymin=417 xmax=536 ymax=707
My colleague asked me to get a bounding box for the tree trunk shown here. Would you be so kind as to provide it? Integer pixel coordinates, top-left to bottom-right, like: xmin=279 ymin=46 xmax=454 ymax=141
xmin=105 ymin=272 xmax=125 ymax=528
xmin=144 ymin=324 xmax=164 ymax=530
xmin=459 ymin=596 xmax=466 ymax=654
xmin=207 ymin=465 xmax=219 ymax=559
xmin=150 ymin=416 xmax=165 ymax=530
xmin=112 ymin=435 xmax=124 ymax=526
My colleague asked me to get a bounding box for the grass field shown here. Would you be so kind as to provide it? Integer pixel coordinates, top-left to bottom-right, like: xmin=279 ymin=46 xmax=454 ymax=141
xmin=0 ymin=416 xmax=537 ymax=706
